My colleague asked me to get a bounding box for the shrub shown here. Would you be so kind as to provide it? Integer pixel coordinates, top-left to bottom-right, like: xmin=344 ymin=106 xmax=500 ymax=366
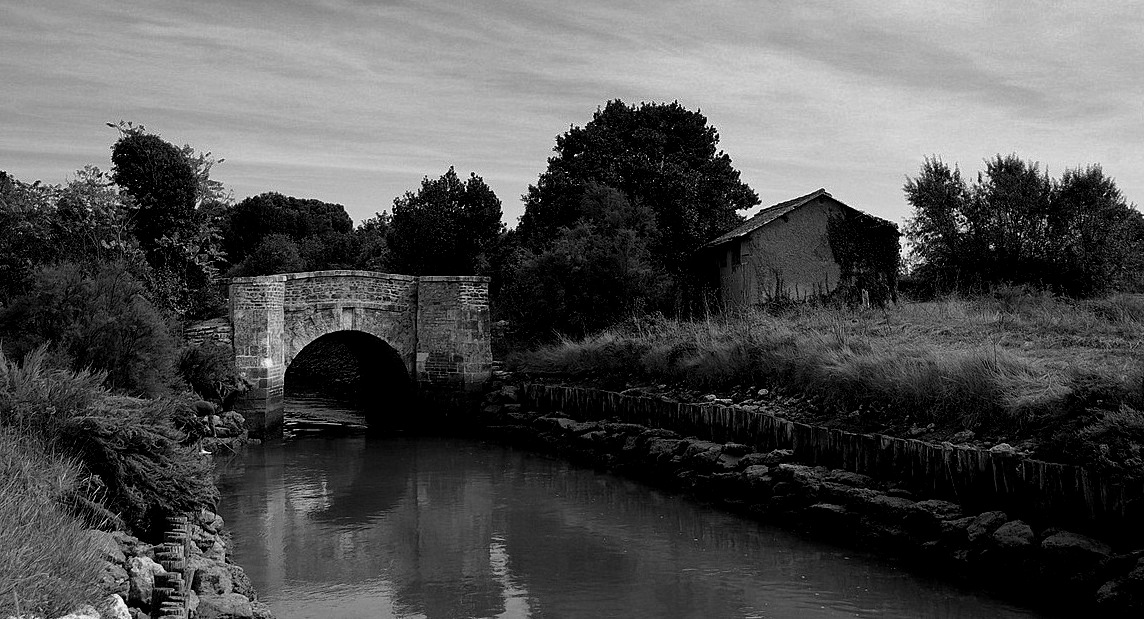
xmin=58 ymin=396 xmax=219 ymax=533
xmin=178 ymin=340 xmax=245 ymax=402
xmin=0 ymin=347 xmax=217 ymax=536
xmin=0 ymin=345 xmax=105 ymax=439
xmin=0 ymin=261 xmax=178 ymax=397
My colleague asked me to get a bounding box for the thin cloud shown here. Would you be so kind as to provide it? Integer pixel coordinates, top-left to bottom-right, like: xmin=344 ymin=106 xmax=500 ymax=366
xmin=2 ymin=0 xmax=1142 ymax=226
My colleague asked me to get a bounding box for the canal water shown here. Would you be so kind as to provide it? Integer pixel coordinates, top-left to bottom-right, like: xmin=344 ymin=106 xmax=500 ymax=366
xmin=215 ymin=397 xmax=1050 ymax=619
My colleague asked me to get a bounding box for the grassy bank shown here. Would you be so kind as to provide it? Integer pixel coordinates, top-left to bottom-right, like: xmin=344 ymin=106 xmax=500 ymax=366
xmin=0 ymin=431 xmax=105 ymax=617
xmin=512 ymin=291 xmax=1144 ymax=477
xmin=0 ymin=347 xmax=219 ymax=616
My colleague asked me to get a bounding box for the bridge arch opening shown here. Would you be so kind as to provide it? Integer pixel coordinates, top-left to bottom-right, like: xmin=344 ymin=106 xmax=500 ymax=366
xmin=284 ymin=330 xmax=414 ymax=425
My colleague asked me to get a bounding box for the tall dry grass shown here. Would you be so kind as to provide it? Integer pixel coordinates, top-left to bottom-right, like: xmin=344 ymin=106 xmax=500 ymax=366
xmin=513 ymin=291 xmax=1144 ymax=436
xmin=0 ymin=430 xmax=105 ymax=618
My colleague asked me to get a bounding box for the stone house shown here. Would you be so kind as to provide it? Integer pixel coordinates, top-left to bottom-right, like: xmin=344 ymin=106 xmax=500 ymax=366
xmin=705 ymin=188 xmax=899 ymax=307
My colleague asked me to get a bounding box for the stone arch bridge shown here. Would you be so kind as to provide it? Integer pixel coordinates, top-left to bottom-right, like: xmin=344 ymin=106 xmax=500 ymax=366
xmin=199 ymin=270 xmax=491 ymax=435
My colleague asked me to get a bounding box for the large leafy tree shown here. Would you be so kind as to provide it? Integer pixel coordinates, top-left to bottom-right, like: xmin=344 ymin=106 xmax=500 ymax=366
xmin=518 ymin=100 xmax=758 ymax=292
xmin=905 ymin=154 xmax=1144 ymax=295
xmin=354 ymin=212 xmax=391 ymax=271
xmin=108 ymin=124 xmax=229 ymax=317
xmin=220 ymin=192 xmax=356 ymax=275
xmin=387 ymin=167 xmax=504 ymax=275
xmin=506 ymin=183 xmax=669 ymax=339
xmin=109 ymin=127 xmax=198 ymax=261
xmin=1050 ymin=165 xmax=1144 ymax=295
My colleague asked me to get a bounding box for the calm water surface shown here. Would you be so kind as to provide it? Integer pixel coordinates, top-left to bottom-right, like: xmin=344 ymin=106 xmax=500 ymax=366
xmin=215 ymin=399 xmax=1049 ymax=619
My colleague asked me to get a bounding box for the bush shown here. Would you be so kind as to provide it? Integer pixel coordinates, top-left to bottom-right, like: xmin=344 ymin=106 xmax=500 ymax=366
xmin=59 ymin=396 xmax=219 ymax=533
xmin=0 ymin=430 xmax=106 ymax=618
xmin=0 ymin=261 xmax=178 ymax=397
xmin=178 ymin=340 xmax=246 ymax=402
xmin=0 ymin=347 xmax=217 ymax=536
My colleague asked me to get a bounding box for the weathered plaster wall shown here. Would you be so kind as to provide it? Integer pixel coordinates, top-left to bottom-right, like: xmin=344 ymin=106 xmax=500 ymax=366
xmin=416 ymin=276 xmax=492 ymax=392
xmin=718 ymin=197 xmax=843 ymax=307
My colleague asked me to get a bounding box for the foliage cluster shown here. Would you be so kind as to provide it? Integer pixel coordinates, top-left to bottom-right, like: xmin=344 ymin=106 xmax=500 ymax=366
xmin=904 ymin=155 xmax=1144 ymax=297
xmin=0 ymin=346 xmax=217 ymax=536
xmin=223 ymin=192 xmax=365 ymax=276
xmin=388 ymin=167 xmax=505 ymax=276
xmin=0 ymin=261 xmax=179 ymax=397
xmin=508 ymin=100 xmax=758 ymax=339
xmin=504 ymin=184 xmax=670 ymax=338
xmin=178 ymin=340 xmax=248 ymax=403
xmin=826 ymin=210 xmax=900 ymax=307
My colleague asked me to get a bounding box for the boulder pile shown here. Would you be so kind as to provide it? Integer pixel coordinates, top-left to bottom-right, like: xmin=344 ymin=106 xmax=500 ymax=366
xmin=76 ymin=510 xmax=271 ymax=619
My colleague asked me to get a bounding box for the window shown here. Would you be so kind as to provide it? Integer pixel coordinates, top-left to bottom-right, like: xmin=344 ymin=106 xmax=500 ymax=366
xmin=731 ymin=239 xmax=742 ymax=266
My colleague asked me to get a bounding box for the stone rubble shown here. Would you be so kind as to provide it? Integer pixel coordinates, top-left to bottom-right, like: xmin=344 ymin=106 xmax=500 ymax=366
xmin=30 ymin=509 xmax=273 ymax=619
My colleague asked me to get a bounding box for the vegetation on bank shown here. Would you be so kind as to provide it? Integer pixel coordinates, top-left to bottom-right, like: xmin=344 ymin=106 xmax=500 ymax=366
xmin=0 ymin=346 xmax=221 ymax=616
xmin=0 ymin=431 xmax=105 ymax=618
xmin=512 ymin=290 xmax=1144 ymax=478
xmin=3 ymin=102 xmax=1144 ymax=612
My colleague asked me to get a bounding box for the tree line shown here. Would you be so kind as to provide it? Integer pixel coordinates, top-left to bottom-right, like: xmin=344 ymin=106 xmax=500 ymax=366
xmin=3 ymin=102 xmax=1143 ymax=383
xmin=904 ymin=155 xmax=1144 ymax=297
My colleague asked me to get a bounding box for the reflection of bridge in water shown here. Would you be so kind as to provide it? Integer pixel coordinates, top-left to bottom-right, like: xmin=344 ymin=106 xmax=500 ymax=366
xmin=223 ymin=270 xmax=492 ymax=435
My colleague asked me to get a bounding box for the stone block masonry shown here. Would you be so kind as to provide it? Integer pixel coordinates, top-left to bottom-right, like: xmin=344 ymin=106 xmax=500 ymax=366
xmin=217 ymin=271 xmax=491 ymax=436
xmin=416 ymin=276 xmax=492 ymax=392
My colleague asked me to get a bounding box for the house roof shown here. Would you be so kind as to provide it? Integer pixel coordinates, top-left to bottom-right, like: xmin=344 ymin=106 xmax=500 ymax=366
xmin=705 ymin=188 xmax=831 ymax=248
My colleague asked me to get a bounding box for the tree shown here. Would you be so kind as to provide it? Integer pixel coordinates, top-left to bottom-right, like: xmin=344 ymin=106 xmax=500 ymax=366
xmin=902 ymin=157 xmax=971 ymax=289
xmin=227 ymin=234 xmax=307 ymax=277
xmin=518 ymin=99 xmax=758 ymax=305
xmin=108 ymin=124 xmax=229 ymax=317
xmin=387 ymin=167 xmax=504 ymax=275
xmin=904 ymin=154 xmax=1144 ymax=296
xmin=0 ymin=168 xmax=144 ymax=305
xmin=0 ymin=261 xmax=178 ymax=397
xmin=0 ymin=171 xmax=58 ymax=303
xmin=1050 ymin=165 xmax=1144 ymax=295
xmin=109 ymin=128 xmax=198 ymax=261
xmin=220 ymin=192 xmax=356 ymax=275
xmin=505 ymin=184 xmax=670 ymax=338
xmin=354 ymin=212 xmax=391 ymax=271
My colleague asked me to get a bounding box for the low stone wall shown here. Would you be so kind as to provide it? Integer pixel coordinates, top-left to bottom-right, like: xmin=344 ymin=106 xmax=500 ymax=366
xmin=472 ymin=382 xmax=1144 ymax=615
xmin=184 ymin=318 xmax=233 ymax=348
xmin=522 ymin=384 xmax=1144 ymax=541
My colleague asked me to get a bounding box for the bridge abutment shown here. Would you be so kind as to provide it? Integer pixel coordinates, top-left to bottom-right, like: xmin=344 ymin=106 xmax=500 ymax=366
xmin=229 ymin=275 xmax=287 ymax=436
xmin=223 ymin=271 xmax=491 ymax=436
xmin=416 ymin=276 xmax=492 ymax=393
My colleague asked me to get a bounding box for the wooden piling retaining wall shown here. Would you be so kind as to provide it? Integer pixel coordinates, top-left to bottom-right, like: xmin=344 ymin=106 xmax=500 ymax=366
xmin=522 ymin=384 xmax=1144 ymax=539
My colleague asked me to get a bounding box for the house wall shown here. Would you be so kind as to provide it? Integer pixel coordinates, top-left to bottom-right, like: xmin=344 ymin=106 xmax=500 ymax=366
xmin=717 ymin=197 xmax=843 ymax=307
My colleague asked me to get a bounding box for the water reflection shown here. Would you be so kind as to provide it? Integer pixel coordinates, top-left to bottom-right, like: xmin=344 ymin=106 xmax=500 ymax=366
xmin=216 ymin=434 xmax=1049 ymax=619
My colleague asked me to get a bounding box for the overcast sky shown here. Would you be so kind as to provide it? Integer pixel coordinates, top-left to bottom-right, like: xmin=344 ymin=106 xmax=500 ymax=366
xmin=3 ymin=1 xmax=1142 ymax=227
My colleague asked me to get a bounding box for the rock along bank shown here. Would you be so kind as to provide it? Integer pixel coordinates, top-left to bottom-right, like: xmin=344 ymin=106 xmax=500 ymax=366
xmin=470 ymin=378 xmax=1144 ymax=617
